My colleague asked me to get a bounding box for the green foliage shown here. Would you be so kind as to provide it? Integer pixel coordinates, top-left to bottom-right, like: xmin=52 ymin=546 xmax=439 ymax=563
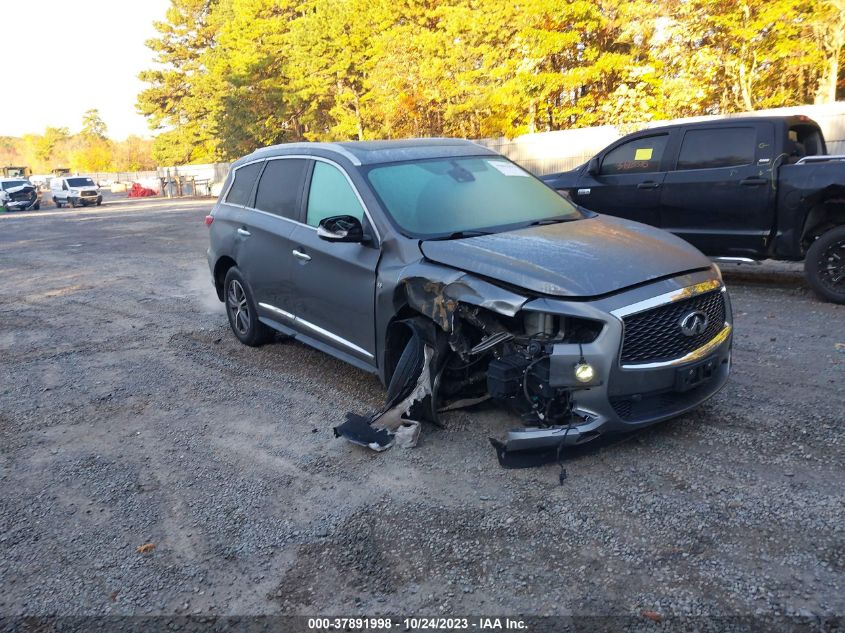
xmin=3 ymin=113 xmax=155 ymax=174
xmin=138 ymin=0 xmax=845 ymax=158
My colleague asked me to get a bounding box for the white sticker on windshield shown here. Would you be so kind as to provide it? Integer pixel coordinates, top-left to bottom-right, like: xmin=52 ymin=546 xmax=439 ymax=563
xmin=487 ymin=160 xmax=530 ymax=177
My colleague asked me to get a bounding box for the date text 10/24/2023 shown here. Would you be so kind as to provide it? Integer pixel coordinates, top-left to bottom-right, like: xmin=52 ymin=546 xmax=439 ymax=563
xmin=307 ymin=617 xmax=528 ymax=630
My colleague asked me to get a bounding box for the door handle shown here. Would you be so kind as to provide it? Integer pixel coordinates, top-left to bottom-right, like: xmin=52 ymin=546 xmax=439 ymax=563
xmin=237 ymin=227 xmax=251 ymax=237
xmin=292 ymin=249 xmax=311 ymax=262
xmin=636 ymin=181 xmax=660 ymax=189
xmin=740 ymin=177 xmax=767 ymax=186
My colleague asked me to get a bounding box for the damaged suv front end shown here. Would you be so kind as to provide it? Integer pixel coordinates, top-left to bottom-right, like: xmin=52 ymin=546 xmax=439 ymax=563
xmin=362 ymin=152 xmax=732 ymax=458
xmin=207 ymin=139 xmax=732 ymax=460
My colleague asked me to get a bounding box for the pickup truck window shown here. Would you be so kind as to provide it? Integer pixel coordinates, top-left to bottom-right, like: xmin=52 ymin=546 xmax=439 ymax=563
xmin=790 ymin=125 xmax=824 ymax=156
xmin=600 ymin=134 xmax=668 ymax=175
xmin=676 ymin=127 xmax=755 ymax=170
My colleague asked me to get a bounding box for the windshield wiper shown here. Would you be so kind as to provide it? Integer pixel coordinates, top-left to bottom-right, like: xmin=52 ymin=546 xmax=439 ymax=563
xmin=424 ymin=230 xmax=493 ymax=241
xmin=527 ymin=216 xmax=579 ymax=227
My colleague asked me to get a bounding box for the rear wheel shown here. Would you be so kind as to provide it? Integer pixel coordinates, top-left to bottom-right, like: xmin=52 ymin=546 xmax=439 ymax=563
xmin=53 ymin=197 xmax=62 ymax=208
xmin=223 ymin=267 xmax=274 ymax=346
xmin=32 ymin=202 xmax=40 ymax=210
xmin=805 ymin=225 xmax=845 ymax=304
xmin=70 ymin=198 xmax=78 ymax=208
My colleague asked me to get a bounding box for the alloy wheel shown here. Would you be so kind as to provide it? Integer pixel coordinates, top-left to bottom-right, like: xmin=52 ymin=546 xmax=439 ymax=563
xmin=227 ymin=279 xmax=250 ymax=336
xmin=817 ymin=238 xmax=845 ymax=291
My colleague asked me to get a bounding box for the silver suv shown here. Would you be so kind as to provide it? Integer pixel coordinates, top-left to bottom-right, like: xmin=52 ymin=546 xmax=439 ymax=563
xmin=206 ymin=139 xmax=732 ymax=458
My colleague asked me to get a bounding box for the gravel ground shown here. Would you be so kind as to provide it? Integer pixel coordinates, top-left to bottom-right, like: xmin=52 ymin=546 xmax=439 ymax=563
xmin=0 ymin=198 xmax=843 ymax=626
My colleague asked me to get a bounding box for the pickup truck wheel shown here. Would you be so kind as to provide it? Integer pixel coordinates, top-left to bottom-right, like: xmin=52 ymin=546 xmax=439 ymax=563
xmin=805 ymin=226 xmax=845 ymax=304
xmin=223 ymin=267 xmax=274 ymax=346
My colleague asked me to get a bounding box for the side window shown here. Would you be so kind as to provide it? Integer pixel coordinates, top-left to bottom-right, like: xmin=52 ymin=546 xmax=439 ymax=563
xmin=306 ymin=161 xmax=365 ymax=227
xmin=676 ymin=128 xmax=756 ymax=170
xmin=225 ymin=161 xmax=263 ymax=206
xmin=600 ymin=135 xmax=668 ymax=175
xmin=254 ymin=158 xmax=308 ymax=219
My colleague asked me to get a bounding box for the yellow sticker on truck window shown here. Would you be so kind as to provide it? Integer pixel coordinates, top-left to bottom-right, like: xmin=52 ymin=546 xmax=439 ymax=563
xmin=634 ymin=148 xmax=653 ymax=161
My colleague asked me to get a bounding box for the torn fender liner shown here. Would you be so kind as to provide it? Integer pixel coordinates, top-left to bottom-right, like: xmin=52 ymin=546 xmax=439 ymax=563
xmin=334 ymin=338 xmax=433 ymax=452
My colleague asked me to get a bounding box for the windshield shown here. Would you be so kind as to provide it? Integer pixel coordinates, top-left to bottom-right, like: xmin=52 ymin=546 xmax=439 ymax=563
xmin=67 ymin=177 xmax=95 ymax=187
xmin=366 ymin=156 xmax=581 ymax=238
xmin=1 ymin=180 xmax=28 ymax=190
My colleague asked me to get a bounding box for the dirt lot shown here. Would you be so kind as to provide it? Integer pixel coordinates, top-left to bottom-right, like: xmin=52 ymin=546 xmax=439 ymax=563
xmin=0 ymin=198 xmax=843 ymax=624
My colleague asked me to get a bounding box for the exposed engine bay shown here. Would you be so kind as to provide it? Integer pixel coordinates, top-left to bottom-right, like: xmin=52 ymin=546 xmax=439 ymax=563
xmin=335 ymin=275 xmax=606 ymax=464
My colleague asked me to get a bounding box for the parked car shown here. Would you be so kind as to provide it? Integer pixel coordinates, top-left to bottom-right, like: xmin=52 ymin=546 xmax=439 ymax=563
xmin=206 ymin=140 xmax=732 ymax=455
xmin=0 ymin=177 xmax=40 ymax=211
xmin=51 ymin=175 xmax=103 ymax=208
xmin=542 ymin=115 xmax=845 ymax=303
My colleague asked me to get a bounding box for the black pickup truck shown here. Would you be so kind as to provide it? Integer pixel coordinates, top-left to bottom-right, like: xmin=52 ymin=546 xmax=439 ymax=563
xmin=542 ymin=115 xmax=845 ymax=303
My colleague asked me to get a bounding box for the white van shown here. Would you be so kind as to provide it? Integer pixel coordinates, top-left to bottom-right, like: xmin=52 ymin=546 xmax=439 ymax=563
xmin=51 ymin=175 xmax=102 ymax=208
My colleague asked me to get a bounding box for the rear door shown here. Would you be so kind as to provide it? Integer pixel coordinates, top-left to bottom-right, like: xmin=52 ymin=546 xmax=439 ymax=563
xmin=238 ymin=157 xmax=310 ymax=322
xmin=287 ymin=159 xmax=380 ymax=364
xmin=658 ymin=123 xmax=775 ymax=255
xmin=571 ymin=132 xmax=673 ymax=226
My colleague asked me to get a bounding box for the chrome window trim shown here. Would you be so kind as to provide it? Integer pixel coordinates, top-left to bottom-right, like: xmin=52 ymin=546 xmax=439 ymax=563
xmin=619 ymin=323 xmax=731 ymax=370
xmin=222 ymin=154 xmax=381 ymax=243
xmin=258 ymin=302 xmax=374 ymax=359
xmin=610 ymin=279 xmax=723 ymax=319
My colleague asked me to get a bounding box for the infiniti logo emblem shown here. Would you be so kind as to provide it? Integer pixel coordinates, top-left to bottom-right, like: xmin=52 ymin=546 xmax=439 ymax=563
xmin=679 ymin=310 xmax=709 ymax=337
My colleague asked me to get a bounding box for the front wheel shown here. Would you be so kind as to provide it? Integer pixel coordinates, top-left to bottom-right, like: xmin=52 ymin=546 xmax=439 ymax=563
xmin=805 ymin=225 xmax=845 ymax=304
xmin=223 ymin=267 xmax=274 ymax=346
xmin=32 ymin=202 xmax=40 ymax=210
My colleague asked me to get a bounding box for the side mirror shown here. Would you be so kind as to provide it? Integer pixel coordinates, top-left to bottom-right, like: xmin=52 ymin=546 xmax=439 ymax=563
xmin=317 ymin=215 xmax=367 ymax=243
xmin=587 ymin=156 xmax=600 ymax=177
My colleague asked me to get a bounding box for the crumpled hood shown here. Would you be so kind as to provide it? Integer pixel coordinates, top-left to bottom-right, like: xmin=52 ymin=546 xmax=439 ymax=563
xmin=5 ymin=184 xmax=34 ymax=195
xmin=419 ymin=215 xmax=713 ymax=298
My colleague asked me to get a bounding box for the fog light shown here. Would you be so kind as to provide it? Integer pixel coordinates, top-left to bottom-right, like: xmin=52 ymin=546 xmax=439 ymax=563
xmin=574 ymin=362 xmax=595 ymax=383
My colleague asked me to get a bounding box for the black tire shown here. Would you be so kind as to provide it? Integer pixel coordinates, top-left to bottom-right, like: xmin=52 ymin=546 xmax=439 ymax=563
xmin=223 ymin=267 xmax=274 ymax=346
xmin=805 ymin=225 xmax=845 ymax=304
xmin=53 ymin=197 xmax=62 ymax=208
xmin=96 ymin=198 xmax=102 ymax=206
xmin=32 ymin=202 xmax=40 ymax=210
xmin=70 ymin=198 xmax=78 ymax=208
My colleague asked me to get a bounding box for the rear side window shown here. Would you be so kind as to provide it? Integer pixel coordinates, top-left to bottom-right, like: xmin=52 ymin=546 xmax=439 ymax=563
xmin=306 ymin=162 xmax=365 ymax=227
xmin=225 ymin=162 xmax=263 ymax=206
xmin=254 ymin=158 xmax=308 ymax=219
xmin=676 ymin=128 xmax=755 ymax=170
xmin=600 ymin=134 xmax=668 ymax=175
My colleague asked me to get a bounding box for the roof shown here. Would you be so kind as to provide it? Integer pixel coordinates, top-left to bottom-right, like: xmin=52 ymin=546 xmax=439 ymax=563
xmin=647 ymin=114 xmax=820 ymax=133
xmin=241 ymin=137 xmax=498 ymax=167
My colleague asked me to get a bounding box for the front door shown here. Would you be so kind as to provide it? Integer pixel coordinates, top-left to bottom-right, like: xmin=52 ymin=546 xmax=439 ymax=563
xmin=658 ymin=123 xmax=776 ymax=256
xmin=571 ymin=132 xmax=671 ymax=226
xmin=288 ymin=160 xmax=380 ymax=364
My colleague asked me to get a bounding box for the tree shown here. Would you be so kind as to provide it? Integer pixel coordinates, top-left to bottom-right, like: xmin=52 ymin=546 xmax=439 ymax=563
xmin=81 ymin=109 xmax=108 ymax=139
xmin=137 ymin=0 xmax=223 ymax=163
xmin=137 ymin=0 xmax=845 ymax=153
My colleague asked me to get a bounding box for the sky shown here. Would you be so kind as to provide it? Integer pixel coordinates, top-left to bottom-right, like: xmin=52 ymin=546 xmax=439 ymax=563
xmin=1 ymin=0 xmax=172 ymax=140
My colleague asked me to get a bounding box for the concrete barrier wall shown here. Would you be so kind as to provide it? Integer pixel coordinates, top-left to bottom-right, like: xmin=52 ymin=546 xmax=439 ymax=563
xmin=156 ymin=101 xmax=845 ymax=184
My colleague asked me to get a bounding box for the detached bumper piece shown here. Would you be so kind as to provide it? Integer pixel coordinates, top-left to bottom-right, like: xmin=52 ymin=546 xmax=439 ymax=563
xmin=334 ymin=335 xmax=432 ymax=453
